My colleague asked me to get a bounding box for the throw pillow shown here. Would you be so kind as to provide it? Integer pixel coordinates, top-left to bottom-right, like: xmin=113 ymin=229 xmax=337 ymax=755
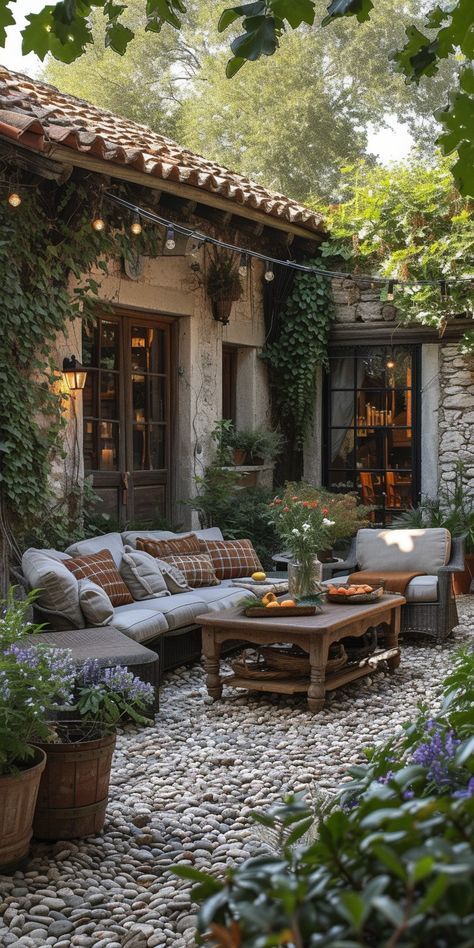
xmin=22 ymin=548 xmax=84 ymax=629
xmin=65 ymin=549 xmax=133 ymax=607
xmin=160 ymin=553 xmax=220 ymax=588
xmin=148 ymin=557 xmax=192 ymax=594
xmin=78 ymin=578 xmax=114 ymax=626
xmin=120 ymin=547 xmax=171 ymax=601
xmin=136 ymin=533 xmax=202 ymax=558
xmin=200 ymin=539 xmax=263 ymax=580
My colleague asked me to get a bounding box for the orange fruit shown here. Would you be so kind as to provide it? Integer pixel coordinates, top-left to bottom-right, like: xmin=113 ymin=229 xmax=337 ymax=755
xmin=266 ymin=601 xmax=280 ymax=608
xmin=280 ymin=599 xmax=296 ymax=607
xmin=337 ymin=587 xmax=348 ymax=595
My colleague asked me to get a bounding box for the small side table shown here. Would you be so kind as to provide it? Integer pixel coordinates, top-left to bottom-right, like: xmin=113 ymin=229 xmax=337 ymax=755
xmin=28 ymin=626 xmax=160 ymax=713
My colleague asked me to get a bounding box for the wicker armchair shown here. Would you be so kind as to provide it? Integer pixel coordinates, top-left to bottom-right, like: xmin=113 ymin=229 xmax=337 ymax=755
xmin=324 ymin=533 xmax=465 ymax=645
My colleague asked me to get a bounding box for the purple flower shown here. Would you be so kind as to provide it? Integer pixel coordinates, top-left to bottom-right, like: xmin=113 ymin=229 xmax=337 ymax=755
xmin=377 ymin=770 xmax=395 ymax=785
xmin=412 ymin=726 xmax=460 ymax=788
xmin=453 ymin=777 xmax=474 ymax=799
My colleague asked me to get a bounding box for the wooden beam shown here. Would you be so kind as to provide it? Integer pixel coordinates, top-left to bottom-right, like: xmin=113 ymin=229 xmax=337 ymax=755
xmin=330 ymin=319 xmax=473 ymax=345
xmin=0 ymin=139 xmax=72 ymax=183
xmin=42 ymin=142 xmax=323 ymax=243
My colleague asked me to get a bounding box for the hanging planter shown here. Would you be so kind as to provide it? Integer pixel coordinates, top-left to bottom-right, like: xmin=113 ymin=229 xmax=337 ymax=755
xmin=206 ymin=247 xmax=243 ymax=325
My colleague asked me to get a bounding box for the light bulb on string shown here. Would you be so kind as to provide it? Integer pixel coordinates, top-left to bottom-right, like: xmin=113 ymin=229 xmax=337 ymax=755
xmin=130 ymin=210 xmax=142 ymax=236
xmin=8 ymin=192 xmax=21 ymax=208
xmin=386 ymin=348 xmax=396 ymax=370
xmin=264 ymin=261 xmax=275 ymax=282
xmin=91 ymin=215 xmax=106 ymax=233
xmin=239 ymin=253 xmax=248 ymax=277
xmin=165 ymin=225 xmax=176 ymax=250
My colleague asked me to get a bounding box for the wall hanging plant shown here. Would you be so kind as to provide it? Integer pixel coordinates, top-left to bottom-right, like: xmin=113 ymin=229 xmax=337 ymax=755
xmin=205 ymin=246 xmax=243 ymax=325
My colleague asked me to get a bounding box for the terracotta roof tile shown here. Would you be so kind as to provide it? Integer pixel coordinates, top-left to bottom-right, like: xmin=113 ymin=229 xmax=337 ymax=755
xmin=0 ymin=66 xmax=324 ymax=236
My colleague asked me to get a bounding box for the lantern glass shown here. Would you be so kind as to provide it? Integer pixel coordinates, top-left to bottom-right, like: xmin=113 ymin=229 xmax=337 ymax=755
xmin=63 ymin=357 xmax=87 ymax=391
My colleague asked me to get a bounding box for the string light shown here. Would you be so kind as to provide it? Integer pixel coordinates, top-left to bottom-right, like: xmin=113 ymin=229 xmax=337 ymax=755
xmin=239 ymin=252 xmax=248 ymax=277
xmin=165 ymin=225 xmax=176 ymax=250
xmin=91 ymin=215 xmax=105 ymax=232
xmin=8 ymin=192 xmax=21 ymax=207
xmin=386 ymin=348 xmax=396 ymax=369
xmin=264 ymin=261 xmax=275 ymax=282
xmin=130 ymin=210 xmax=142 ymax=236
xmin=103 ymin=191 xmax=474 ymax=292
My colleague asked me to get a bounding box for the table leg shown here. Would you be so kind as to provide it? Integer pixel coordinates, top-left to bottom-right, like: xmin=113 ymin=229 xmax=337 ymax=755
xmin=202 ymin=627 xmax=223 ymax=700
xmin=386 ymin=606 xmax=401 ymax=673
xmin=308 ymin=637 xmax=329 ymax=713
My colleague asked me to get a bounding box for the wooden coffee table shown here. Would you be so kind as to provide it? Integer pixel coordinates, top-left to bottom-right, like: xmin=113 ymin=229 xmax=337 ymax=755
xmin=197 ymin=594 xmax=405 ymax=714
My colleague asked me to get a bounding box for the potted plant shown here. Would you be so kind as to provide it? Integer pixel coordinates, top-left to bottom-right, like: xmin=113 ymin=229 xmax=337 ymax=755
xmin=210 ymin=418 xmax=235 ymax=467
xmin=392 ymin=462 xmax=474 ymax=594
xmin=206 ymin=248 xmax=243 ymax=325
xmin=267 ymin=496 xmax=335 ymax=599
xmin=231 ymin=429 xmax=249 ymax=466
xmin=0 ymin=593 xmax=75 ymax=871
xmin=235 ymin=427 xmax=285 ymax=466
xmin=33 ymin=658 xmax=155 ymax=840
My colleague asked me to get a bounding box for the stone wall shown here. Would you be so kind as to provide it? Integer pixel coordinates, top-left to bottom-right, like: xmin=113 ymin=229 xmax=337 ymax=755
xmin=331 ymin=277 xmax=397 ymax=324
xmin=438 ymin=344 xmax=474 ymax=497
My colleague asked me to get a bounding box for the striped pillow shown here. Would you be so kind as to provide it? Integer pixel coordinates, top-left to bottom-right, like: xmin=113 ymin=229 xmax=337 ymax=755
xmin=136 ymin=534 xmax=202 ymax=558
xmin=160 ymin=553 xmax=220 ymax=588
xmin=65 ymin=549 xmax=133 ymax=607
xmin=200 ymin=539 xmax=262 ymax=580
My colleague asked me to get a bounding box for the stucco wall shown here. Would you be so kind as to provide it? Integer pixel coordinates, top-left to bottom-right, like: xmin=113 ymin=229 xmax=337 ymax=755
xmin=438 ymin=344 xmax=474 ymax=498
xmin=57 ymin=248 xmax=271 ymax=527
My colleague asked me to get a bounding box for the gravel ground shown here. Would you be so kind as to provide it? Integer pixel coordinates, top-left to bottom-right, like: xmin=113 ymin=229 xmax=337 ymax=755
xmin=1 ymin=597 xmax=473 ymax=948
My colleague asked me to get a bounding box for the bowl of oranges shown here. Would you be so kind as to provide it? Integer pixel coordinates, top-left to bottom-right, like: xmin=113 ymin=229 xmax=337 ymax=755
xmin=326 ymin=583 xmax=384 ymax=604
xmin=243 ymin=591 xmax=319 ymax=617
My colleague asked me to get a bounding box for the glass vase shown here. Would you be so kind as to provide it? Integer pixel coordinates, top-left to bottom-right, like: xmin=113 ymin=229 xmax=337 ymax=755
xmin=288 ymin=557 xmax=323 ymax=601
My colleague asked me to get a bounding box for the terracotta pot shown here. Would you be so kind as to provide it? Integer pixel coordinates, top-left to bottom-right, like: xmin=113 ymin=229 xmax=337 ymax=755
xmin=211 ymin=298 xmax=233 ymax=324
xmin=33 ymin=732 xmax=116 ymax=840
xmin=452 ymin=553 xmax=474 ymax=596
xmin=232 ymin=448 xmax=247 ymax=466
xmin=0 ymin=747 xmax=46 ymax=872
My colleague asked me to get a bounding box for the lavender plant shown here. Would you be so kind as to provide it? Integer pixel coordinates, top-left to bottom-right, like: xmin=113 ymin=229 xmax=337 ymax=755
xmin=72 ymin=659 xmax=155 ymax=738
xmin=0 ymin=592 xmax=76 ymax=774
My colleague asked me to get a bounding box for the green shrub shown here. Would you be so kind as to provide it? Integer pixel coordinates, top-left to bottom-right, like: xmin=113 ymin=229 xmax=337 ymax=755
xmin=176 ymin=649 xmax=474 ymax=945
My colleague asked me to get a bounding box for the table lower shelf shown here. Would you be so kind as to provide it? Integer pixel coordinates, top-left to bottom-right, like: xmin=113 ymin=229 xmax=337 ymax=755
xmin=222 ymin=647 xmax=399 ymax=695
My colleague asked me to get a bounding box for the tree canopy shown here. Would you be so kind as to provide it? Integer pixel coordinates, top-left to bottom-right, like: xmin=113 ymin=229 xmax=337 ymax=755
xmin=2 ymin=1 xmax=473 ymax=194
xmin=317 ymin=155 xmax=474 ymax=351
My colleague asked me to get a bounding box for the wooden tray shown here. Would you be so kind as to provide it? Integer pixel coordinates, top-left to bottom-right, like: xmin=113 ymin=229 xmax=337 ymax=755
xmin=326 ymin=584 xmax=384 ymax=604
xmin=244 ymin=604 xmax=317 ymax=617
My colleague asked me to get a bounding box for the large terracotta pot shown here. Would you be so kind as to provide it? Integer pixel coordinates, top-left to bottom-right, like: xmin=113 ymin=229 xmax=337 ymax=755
xmin=33 ymin=732 xmax=116 ymax=840
xmin=452 ymin=553 xmax=474 ymax=596
xmin=0 ymin=747 xmax=47 ymax=872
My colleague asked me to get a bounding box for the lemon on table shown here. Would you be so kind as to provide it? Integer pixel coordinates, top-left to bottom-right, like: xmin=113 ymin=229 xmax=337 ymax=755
xmin=252 ymin=571 xmax=267 ymax=582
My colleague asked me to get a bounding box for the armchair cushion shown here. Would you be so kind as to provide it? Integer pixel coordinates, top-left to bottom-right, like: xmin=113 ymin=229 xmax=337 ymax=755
xmin=355 ymin=528 xmax=451 ymax=575
xmin=120 ymin=547 xmax=170 ymax=601
xmin=66 ymin=532 xmax=125 ymax=568
xmin=78 ymin=578 xmax=114 ymax=626
xmin=22 ymin=548 xmax=84 ymax=629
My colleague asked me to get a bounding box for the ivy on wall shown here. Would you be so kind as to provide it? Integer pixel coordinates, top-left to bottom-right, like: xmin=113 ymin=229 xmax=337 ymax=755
xmin=0 ymin=171 xmax=158 ymax=562
xmin=261 ymin=263 xmax=334 ymax=447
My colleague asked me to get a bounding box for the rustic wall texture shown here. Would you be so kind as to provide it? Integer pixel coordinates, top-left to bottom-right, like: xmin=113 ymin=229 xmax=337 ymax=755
xmin=438 ymin=344 xmax=474 ymax=497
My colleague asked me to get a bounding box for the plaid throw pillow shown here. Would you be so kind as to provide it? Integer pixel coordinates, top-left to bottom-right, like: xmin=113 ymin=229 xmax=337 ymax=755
xmin=160 ymin=553 xmax=220 ymax=588
xmin=65 ymin=549 xmax=133 ymax=607
xmin=200 ymin=539 xmax=263 ymax=580
xmin=136 ymin=534 xmax=202 ymax=558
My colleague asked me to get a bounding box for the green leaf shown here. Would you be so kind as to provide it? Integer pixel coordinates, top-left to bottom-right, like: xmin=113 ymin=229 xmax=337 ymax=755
xmin=225 ymin=55 xmax=246 ymax=78
xmin=338 ymin=891 xmax=367 ymax=931
xmin=271 ymin=0 xmax=315 ymax=29
xmin=105 ymin=20 xmax=134 ymax=54
xmin=218 ymin=2 xmax=265 ymax=33
xmin=322 ymin=0 xmax=374 ymax=28
xmin=0 ymin=1 xmax=15 ymax=45
xmin=230 ymin=14 xmax=281 ymax=61
xmin=372 ymin=895 xmax=405 ymax=928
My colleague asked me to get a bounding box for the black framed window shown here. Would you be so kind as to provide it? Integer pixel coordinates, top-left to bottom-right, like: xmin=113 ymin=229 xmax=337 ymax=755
xmin=323 ymin=345 xmax=420 ymax=524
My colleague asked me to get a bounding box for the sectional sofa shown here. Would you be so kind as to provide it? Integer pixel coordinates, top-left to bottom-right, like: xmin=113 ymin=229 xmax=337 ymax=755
xmin=21 ymin=527 xmax=262 ymax=673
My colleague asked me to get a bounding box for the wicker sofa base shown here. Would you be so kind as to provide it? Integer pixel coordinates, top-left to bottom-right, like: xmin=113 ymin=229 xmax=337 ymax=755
xmin=156 ymin=625 xmax=240 ymax=675
xmin=400 ymin=597 xmax=459 ymax=645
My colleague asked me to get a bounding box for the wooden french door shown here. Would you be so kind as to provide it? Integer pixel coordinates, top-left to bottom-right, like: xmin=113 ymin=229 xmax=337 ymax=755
xmin=82 ymin=311 xmax=173 ymax=525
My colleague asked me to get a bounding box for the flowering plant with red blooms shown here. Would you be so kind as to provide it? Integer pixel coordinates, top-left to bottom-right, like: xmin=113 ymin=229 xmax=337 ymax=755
xmin=268 ymin=496 xmax=335 ymax=564
xmin=281 ymin=483 xmax=373 ymax=544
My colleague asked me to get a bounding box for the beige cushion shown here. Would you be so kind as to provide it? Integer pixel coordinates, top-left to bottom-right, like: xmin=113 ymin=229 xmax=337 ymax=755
xmin=78 ymin=578 xmax=114 ymax=626
xmin=22 ymin=548 xmax=84 ymax=628
xmin=120 ymin=547 xmax=170 ymax=601
xmin=122 ymin=527 xmax=224 ymax=548
xmin=355 ymin=529 xmax=451 ymax=574
xmin=111 ymin=602 xmax=168 ymax=643
xmin=323 ymin=575 xmax=438 ymax=603
xmin=154 ymin=592 xmax=211 ymax=631
xmin=66 ymin=532 xmax=125 ymax=568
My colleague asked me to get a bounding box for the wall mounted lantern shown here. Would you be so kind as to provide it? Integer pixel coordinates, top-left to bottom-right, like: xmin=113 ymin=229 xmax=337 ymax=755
xmin=62 ymin=355 xmax=88 ymax=391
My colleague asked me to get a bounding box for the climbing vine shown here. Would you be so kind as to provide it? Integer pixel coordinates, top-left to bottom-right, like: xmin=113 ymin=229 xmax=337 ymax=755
xmin=261 ymin=263 xmax=334 ymax=447
xmin=0 ymin=170 xmax=159 ymax=560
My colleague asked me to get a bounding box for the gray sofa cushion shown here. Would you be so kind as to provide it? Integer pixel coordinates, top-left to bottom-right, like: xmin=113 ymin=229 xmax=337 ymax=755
xmin=122 ymin=527 xmax=224 ymax=548
xmin=66 ymin=532 xmax=125 ymax=568
xmin=149 ymin=558 xmax=191 ymax=594
xmin=22 ymin=548 xmax=84 ymax=628
xmin=154 ymin=592 xmax=209 ymax=631
xmin=355 ymin=528 xmax=451 ymax=574
xmin=112 ymin=602 xmax=168 ymax=643
xmin=120 ymin=547 xmax=170 ymax=601
xmin=195 ymin=585 xmax=257 ymax=610
xmin=323 ymin=575 xmax=438 ymax=603
xmin=78 ymin=578 xmax=114 ymax=626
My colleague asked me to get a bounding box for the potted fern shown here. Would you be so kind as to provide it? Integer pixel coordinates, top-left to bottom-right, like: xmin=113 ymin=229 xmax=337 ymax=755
xmin=206 ymin=248 xmax=243 ymax=325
